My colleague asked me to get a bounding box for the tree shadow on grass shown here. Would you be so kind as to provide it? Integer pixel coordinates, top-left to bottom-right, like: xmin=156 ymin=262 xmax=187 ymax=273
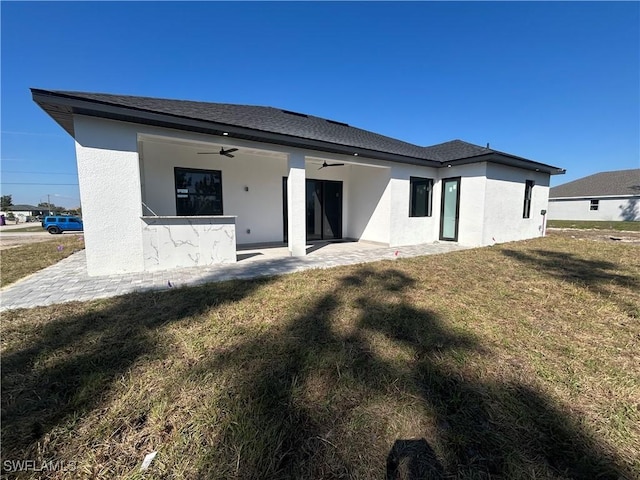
xmin=192 ymin=266 xmax=631 ymax=479
xmin=2 ymin=260 xmax=633 ymax=478
xmin=386 ymin=438 xmax=444 ymax=480
xmin=501 ymin=248 xmax=639 ymax=316
xmin=1 ymin=277 xmax=272 ymax=463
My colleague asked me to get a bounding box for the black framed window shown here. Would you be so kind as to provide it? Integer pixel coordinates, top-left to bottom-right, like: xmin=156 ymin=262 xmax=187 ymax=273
xmin=523 ymin=180 xmax=534 ymax=218
xmin=174 ymin=167 xmax=223 ymax=216
xmin=409 ymin=177 xmax=434 ymax=217
xmin=590 ymin=199 xmax=599 ymax=211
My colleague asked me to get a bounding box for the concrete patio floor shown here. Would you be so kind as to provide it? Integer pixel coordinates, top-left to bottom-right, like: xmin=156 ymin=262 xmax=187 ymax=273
xmin=0 ymin=241 xmax=471 ymax=312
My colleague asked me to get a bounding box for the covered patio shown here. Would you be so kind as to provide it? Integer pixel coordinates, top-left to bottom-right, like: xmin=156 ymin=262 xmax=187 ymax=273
xmin=235 ymin=239 xmax=388 ymax=262
xmin=135 ymin=132 xmax=394 ymax=273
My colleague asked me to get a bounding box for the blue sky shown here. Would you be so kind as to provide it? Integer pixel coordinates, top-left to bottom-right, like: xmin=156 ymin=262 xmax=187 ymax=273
xmin=2 ymin=1 xmax=639 ymax=209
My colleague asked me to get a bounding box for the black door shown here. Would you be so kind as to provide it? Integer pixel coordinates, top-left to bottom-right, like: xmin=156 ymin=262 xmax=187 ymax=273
xmin=439 ymin=177 xmax=461 ymax=241
xmin=283 ymin=178 xmax=343 ymax=242
xmin=322 ymin=181 xmax=342 ymax=240
xmin=306 ymin=179 xmax=342 ymax=241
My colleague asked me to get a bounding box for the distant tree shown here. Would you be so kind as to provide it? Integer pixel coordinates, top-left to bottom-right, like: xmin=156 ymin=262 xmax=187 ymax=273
xmin=1 ymin=195 xmax=13 ymax=209
xmin=67 ymin=207 xmax=82 ymax=216
xmin=37 ymin=202 xmax=62 ymax=214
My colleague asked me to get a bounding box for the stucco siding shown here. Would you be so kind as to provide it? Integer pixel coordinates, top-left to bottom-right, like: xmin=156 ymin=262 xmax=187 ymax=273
xmin=74 ymin=116 xmax=145 ymax=275
xmin=439 ymin=163 xmax=488 ymax=246
xmin=548 ymin=197 xmax=640 ymax=221
xmin=70 ymin=114 xmax=555 ymax=277
xmin=388 ymin=164 xmax=439 ymax=247
xmin=347 ymin=164 xmax=391 ymax=243
xmin=482 ymin=163 xmax=550 ymax=244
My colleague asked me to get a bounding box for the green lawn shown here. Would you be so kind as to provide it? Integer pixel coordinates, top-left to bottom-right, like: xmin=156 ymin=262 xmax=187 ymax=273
xmin=547 ymin=220 xmax=640 ymax=231
xmin=1 ymin=236 xmax=638 ymax=479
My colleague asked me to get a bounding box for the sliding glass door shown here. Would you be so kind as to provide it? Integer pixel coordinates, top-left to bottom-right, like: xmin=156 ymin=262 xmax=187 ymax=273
xmin=306 ymin=179 xmax=342 ymax=240
xmin=282 ymin=178 xmax=343 ymax=242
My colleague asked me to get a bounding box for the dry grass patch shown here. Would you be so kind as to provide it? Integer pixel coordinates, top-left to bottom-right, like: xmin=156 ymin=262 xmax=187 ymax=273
xmin=547 ymin=220 xmax=640 ymax=231
xmin=0 ymin=235 xmax=84 ymax=287
xmin=1 ymin=236 xmax=638 ymax=479
xmin=1 ymin=225 xmax=45 ymax=233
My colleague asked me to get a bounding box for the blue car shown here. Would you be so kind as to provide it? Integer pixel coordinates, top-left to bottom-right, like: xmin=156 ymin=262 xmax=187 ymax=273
xmin=42 ymin=216 xmax=83 ymax=234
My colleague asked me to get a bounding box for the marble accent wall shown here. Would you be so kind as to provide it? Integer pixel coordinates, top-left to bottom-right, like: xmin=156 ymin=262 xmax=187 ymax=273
xmin=141 ymin=216 xmax=236 ymax=271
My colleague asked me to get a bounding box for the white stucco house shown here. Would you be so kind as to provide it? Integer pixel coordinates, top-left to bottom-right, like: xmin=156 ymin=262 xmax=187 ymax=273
xmin=548 ymin=169 xmax=640 ymax=221
xmin=1 ymin=204 xmax=48 ymax=222
xmin=32 ymin=89 xmax=565 ymax=276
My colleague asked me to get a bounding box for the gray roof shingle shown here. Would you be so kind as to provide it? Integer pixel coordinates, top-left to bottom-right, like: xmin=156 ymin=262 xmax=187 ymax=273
xmin=7 ymin=204 xmax=40 ymax=211
xmin=422 ymin=139 xmax=492 ymax=162
xmin=31 ymin=89 xmax=564 ymax=173
xmin=42 ymin=90 xmax=431 ymax=159
xmin=550 ymin=169 xmax=640 ymax=198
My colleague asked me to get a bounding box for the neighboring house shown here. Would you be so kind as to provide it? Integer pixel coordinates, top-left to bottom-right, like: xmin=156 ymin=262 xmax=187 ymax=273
xmin=548 ymin=169 xmax=640 ymax=221
xmin=5 ymin=204 xmax=48 ymax=222
xmin=32 ymin=89 xmax=565 ymax=276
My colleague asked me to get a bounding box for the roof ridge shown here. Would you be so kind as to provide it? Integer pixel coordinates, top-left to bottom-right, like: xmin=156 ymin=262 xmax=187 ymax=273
xmin=40 ymin=89 xmax=427 ymax=149
xmin=550 ymin=168 xmax=640 ymax=197
xmin=589 ymin=168 xmax=640 ymax=175
xmin=46 ymin=89 xmax=277 ymax=110
xmin=39 ymin=91 xmax=465 ymax=152
xmin=31 ymin=88 xmax=564 ymax=173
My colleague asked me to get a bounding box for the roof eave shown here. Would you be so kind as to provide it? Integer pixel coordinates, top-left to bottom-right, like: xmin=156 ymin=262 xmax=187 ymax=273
xmin=32 ymin=89 xmax=565 ymax=173
xmin=550 ymin=193 xmax=640 ymax=200
xmin=444 ymin=152 xmax=565 ymax=175
xmin=31 ymin=89 xmax=441 ymax=168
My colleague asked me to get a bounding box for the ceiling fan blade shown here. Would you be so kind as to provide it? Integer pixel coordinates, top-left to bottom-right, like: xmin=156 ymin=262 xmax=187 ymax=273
xmin=197 ymin=152 xmax=217 ymax=155
xmin=219 ymin=147 xmax=238 ymax=158
xmin=328 ymin=163 xmax=345 ymax=167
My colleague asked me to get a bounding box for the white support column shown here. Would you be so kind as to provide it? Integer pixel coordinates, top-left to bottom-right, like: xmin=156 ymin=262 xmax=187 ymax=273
xmin=287 ymin=152 xmax=307 ymax=256
xmin=74 ymin=116 xmax=145 ymax=275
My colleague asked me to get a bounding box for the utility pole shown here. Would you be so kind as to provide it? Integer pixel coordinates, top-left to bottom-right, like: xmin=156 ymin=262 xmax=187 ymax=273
xmin=47 ymin=194 xmax=51 ymax=215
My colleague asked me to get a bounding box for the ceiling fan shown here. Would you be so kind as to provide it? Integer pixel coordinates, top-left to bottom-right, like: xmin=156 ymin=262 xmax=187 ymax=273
xmin=318 ymin=161 xmax=345 ymax=170
xmin=198 ymin=147 xmax=238 ymax=158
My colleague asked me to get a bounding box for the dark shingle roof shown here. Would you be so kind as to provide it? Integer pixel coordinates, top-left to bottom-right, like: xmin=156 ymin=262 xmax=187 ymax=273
xmin=8 ymin=204 xmax=40 ymax=211
xmin=422 ymin=140 xmax=492 ymax=162
xmin=550 ymin=169 xmax=640 ymax=198
xmin=36 ymin=90 xmax=430 ymax=159
xmin=30 ymin=89 xmax=565 ymax=173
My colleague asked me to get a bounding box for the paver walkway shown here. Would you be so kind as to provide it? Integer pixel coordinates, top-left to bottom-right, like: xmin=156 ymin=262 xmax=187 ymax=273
xmin=0 ymin=242 xmax=470 ymax=311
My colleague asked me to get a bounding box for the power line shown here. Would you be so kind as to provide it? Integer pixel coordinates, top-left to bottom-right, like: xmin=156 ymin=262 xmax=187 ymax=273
xmin=1 ymin=130 xmax=64 ymax=137
xmin=1 ymin=170 xmax=78 ymax=175
xmin=1 ymin=182 xmax=79 ymax=185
